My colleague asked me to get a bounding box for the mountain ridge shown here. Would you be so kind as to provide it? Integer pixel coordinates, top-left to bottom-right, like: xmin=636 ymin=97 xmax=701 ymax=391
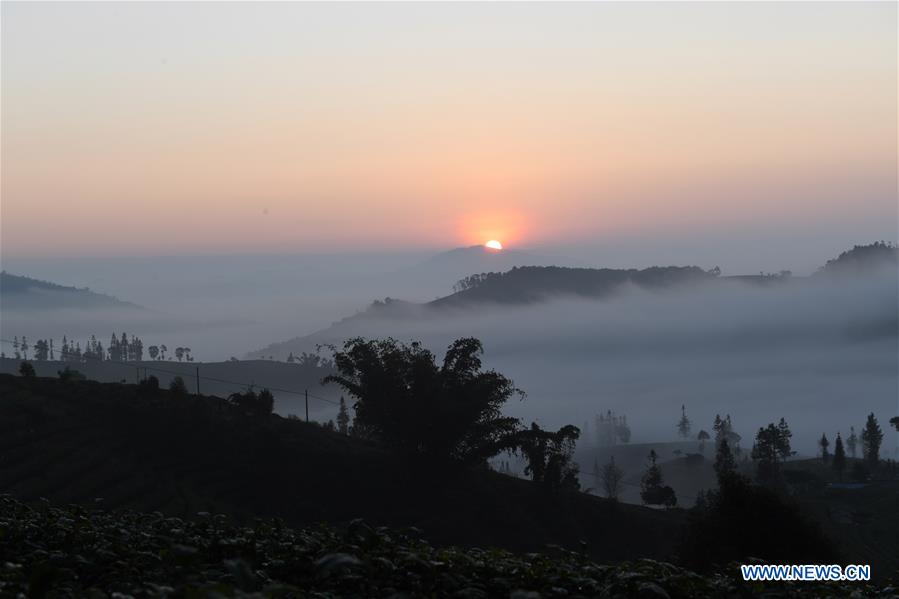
xmin=0 ymin=271 xmax=144 ymax=311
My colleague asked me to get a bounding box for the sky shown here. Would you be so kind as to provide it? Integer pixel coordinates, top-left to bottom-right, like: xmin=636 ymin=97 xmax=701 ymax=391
xmin=2 ymin=2 xmax=896 ymax=263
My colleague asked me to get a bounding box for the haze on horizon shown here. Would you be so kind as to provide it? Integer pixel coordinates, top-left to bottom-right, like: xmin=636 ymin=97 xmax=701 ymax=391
xmin=2 ymin=1 xmax=896 ymax=268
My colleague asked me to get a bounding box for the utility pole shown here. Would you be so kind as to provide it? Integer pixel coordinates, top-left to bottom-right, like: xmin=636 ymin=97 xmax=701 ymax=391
xmin=196 ymin=366 xmax=201 ymax=396
xmin=305 ymin=389 xmax=309 ymax=423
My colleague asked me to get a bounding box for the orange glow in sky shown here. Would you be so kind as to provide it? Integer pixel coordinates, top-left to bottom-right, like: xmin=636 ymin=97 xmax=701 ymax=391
xmin=1 ymin=2 xmax=896 ymax=257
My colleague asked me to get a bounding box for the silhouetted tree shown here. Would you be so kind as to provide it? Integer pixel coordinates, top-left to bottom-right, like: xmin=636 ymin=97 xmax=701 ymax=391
xmin=20 ymin=336 xmax=29 ymax=360
xmin=818 ymin=433 xmax=830 ymax=463
xmin=714 ymin=438 xmax=736 ymax=480
xmin=33 ymin=339 xmax=49 ymax=361
xmin=601 ymin=455 xmax=624 ymax=500
xmin=713 ymin=414 xmax=741 ymax=455
xmin=148 ymin=345 xmax=159 ymax=361
xmin=175 ymin=347 xmax=185 ymax=362
xmin=336 ymin=396 xmax=350 ymax=435
xmin=697 ymin=429 xmax=710 ymax=454
xmin=847 ymin=426 xmax=858 ymax=458
xmin=751 ymin=423 xmax=782 ymax=487
xmin=519 ymin=422 xmax=580 ymax=493
xmin=680 ymin=470 xmax=837 ymax=572
xmin=890 ymin=416 xmax=899 ymax=432
xmin=18 ymin=361 xmax=35 ymax=378
xmin=324 ymin=337 xmax=523 ymax=465
xmin=139 ymin=375 xmax=160 ymax=391
xmin=861 ymin=413 xmax=883 ymax=466
xmin=677 ymin=404 xmax=692 ymax=439
xmin=57 ymin=366 xmax=86 ymax=382
xmin=832 ymin=433 xmax=846 ymax=481
xmin=227 ymin=387 xmax=274 ymax=417
xmin=640 ymin=449 xmax=676 ymax=507
xmin=169 ymin=376 xmax=188 ymax=397
xmin=775 ymin=418 xmax=792 ymax=463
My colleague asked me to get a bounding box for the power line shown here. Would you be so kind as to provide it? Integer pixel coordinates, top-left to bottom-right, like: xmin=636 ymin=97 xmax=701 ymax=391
xmin=0 ymin=338 xmax=339 ymax=406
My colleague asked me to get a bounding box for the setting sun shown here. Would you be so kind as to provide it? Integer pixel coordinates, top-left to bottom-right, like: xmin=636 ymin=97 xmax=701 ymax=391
xmin=485 ymin=240 xmax=503 ymax=250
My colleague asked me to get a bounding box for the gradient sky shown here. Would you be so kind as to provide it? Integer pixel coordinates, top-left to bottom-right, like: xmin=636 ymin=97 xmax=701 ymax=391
xmin=2 ymin=2 xmax=896 ymax=259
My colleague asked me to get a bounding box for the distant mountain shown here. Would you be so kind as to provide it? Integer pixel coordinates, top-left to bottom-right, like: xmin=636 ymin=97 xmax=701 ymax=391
xmin=248 ymin=264 xmax=715 ymax=358
xmin=433 ymin=265 xmax=713 ymax=307
xmin=0 ymin=271 xmax=144 ymax=310
xmin=248 ymin=242 xmax=897 ymax=360
xmin=819 ymin=241 xmax=897 ymax=275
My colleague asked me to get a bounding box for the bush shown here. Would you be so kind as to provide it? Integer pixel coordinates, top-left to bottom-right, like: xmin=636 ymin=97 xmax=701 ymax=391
xmin=169 ymin=376 xmax=189 ymax=397
xmin=57 ymin=366 xmax=86 ymax=382
xmin=679 ymin=474 xmax=837 ymax=571
xmin=18 ymin=361 xmax=36 ymax=378
xmin=228 ymin=388 xmax=274 ymax=417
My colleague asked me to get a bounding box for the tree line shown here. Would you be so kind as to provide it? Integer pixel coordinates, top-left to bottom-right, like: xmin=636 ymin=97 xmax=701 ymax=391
xmin=3 ymin=334 xmax=198 ymax=363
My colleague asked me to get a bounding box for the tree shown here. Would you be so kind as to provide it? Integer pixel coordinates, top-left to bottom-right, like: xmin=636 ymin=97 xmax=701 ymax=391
xmin=697 ymin=429 xmax=710 ymax=454
xmin=18 ymin=361 xmax=36 ymax=378
xmin=818 ymin=433 xmax=830 ymax=463
xmin=148 ymin=345 xmax=159 ymax=361
xmin=169 ymin=376 xmax=188 ymax=397
xmin=109 ymin=333 xmax=121 ymax=362
xmin=680 ymin=470 xmax=837 ymax=572
xmin=713 ymin=414 xmax=740 ymax=453
xmin=175 ymin=347 xmax=185 ymax=362
xmin=847 ymin=426 xmax=858 ymax=458
xmin=751 ymin=424 xmax=782 ymax=487
xmin=57 ymin=366 xmax=85 ymax=382
xmin=775 ymin=418 xmax=792 ymax=463
xmin=33 ymin=339 xmax=49 ymax=361
xmin=227 ymin=387 xmax=274 ymax=417
xmin=832 ymin=433 xmax=846 ymax=481
xmin=336 ymin=396 xmax=350 ymax=435
xmin=519 ymin=422 xmax=581 ymax=493
xmin=323 ymin=337 xmax=523 ymax=465
xmin=160 ymin=345 xmax=168 ymax=360
xmin=677 ymin=404 xmax=692 ymax=439
xmin=640 ymin=449 xmax=676 ymax=507
xmin=601 ymin=455 xmax=624 ymax=500
xmin=890 ymin=416 xmax=899 ymax=432
xmin=139 ymin=375 xmax=160 ymax=391
xmin=714 ymin=438 xmax=736 ymax=481
xmin=861 ymin=413 xmax=883 ymax=467
xmin=20 ymin=336 xmax=29 ymax=360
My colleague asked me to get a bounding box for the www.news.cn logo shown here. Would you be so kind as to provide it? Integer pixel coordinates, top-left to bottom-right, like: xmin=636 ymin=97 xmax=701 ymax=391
xmin=741 ymin=564 xmax=871 ymax=582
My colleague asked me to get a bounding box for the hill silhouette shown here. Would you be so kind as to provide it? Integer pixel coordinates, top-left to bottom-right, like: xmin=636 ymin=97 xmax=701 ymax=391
xmin=0 ymin=373 xmax=684 ymax=563
xmin=248 ymin=264 xmax=715 ymax=358
xmin=248 ymin=242 xmax=895 ymax=360
xmin=0 ymin=271 xmax=144 ymax=311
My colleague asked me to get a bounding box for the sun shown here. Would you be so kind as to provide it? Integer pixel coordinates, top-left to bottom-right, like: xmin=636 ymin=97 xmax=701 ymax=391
xmin=484 ymin=240 xmax=503 ymax=250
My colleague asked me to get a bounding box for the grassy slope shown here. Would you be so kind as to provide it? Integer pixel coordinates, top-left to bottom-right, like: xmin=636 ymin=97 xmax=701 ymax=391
xmin=0 ymin=357 xmax=339 ymax=418
xmin=0 ymin=374 xmax=683 ymax=565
